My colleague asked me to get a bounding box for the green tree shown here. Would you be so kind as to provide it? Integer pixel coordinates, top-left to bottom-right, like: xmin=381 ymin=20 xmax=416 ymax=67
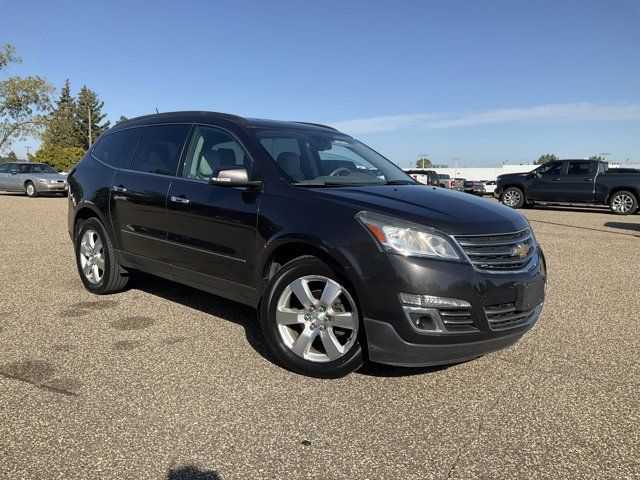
xmin=416 ymin=156 xmax=432 ymax=168
xmin=74 ymin=86 xmax=110 ymax=150
xmin=588 ymin=155 xmax=605 ymax=162
xmin=7 ymin=150 xmax=18 ymax=161
xmin=0 ymin=44 xmax=55 ymax=152
xmin=41 ymin=79 xmax=77 ymax=148
xmin=536 ymin=153 xmax=558 ymax=165
xmin=116 ymin=115 xmax=128 ymax=124
xmin=33 ymin=145 xmax=84 ymax=172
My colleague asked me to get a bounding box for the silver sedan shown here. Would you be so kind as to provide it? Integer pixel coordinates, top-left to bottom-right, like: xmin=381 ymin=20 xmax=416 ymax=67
xmin=0 ymin=162 xmax=68 ymax=197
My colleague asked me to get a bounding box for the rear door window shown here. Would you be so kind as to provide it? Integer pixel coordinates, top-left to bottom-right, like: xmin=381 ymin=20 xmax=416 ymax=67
xmin=567 ymin=161 xmax=592 ymax=175
xmin=0 ymin=163 xmax=9 ymax=173
xmin=130 ymin=125 xmax=191 ymax=176
xmin=93 ymin=128 xmax=146 ymax=169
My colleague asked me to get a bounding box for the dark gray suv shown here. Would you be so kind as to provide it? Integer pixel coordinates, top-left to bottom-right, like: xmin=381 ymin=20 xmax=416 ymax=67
xmin=67 ymin=111 xmax=546 ymax=378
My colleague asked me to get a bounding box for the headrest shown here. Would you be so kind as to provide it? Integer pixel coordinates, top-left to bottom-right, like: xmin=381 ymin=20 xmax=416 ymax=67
xmin=217 ymin=148 xmax=236 ymax=167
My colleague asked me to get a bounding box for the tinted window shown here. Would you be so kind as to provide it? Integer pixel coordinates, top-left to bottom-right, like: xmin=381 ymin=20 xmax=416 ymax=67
xmin=0 ymin=163 xmax=9 ymax=173
xmin=30 ymin=164 xmax=57 ymax=173
xmin=567 ymin=161 xmax=591 ymax=175
xmin=93 ymin=128 xmax=145 ymax=169
xmin=130 ymin=125 xmax=190 ymax=176
xmin=537 ymin=162 xmax=563 ymax=176
xmin=182 ymin=126 xmax=253 ymax=181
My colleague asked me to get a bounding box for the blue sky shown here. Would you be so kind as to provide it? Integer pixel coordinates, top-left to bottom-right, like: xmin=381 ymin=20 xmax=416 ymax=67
xmin=3 ymin=0 xmax=639 ymax=166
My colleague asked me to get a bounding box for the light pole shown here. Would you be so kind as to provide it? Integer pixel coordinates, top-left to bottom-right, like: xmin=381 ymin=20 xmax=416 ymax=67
xmin=452 ymin=157 xmax=460 ymax=175
xmin=418 ymin=154 xmax=429 ymax=169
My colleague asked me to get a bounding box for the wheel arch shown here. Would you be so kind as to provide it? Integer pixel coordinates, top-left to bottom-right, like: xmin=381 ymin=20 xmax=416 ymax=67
xmin=606 ymin=186 xmax=639 ymax=205
xmin=257 ymin=238 xmax=364 ymax=314
xmin=72 ymin=202 xmax=111 ymax=241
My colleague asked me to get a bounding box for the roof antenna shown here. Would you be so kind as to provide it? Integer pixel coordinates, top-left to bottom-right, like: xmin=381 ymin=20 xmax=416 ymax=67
xmin=155 ymin=107 xmax=160 ymax=114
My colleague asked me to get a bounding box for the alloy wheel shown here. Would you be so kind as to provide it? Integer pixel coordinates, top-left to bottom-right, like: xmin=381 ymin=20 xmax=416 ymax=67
xmin=503 ymin=190 xmax=521 ymax=207
xmin=612 ymin=194 xmax=633 ymax=213
xmin=79 ymin=229 xmax=105 ymax=284
xmin=26 ymin=184 xmax=35 ymax=196
xmin=276 ymin=275 xmax=359 ymax=363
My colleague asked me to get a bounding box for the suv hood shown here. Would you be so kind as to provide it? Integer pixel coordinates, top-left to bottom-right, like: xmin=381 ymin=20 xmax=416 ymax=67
xmin=310 ymin=184 xmax=529 ymax=235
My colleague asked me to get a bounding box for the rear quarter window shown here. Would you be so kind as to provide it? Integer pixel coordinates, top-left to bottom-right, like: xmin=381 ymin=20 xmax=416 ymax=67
xmin=92 ymin=128 xmax=146 ymax=169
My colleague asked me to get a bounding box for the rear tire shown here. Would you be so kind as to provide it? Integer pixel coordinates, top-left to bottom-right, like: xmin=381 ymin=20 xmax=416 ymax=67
xmin=25 ymin=181 xmax=38 ymax=198
xmin=74 ymin=217 xmax=129 ymax=294
xmin=609 ymin=191 xmax=638 ymax=215
xmin=501 ymin=187 xmax=525 ymax=209
xmin=259 ymin=256 xmax=364 ymax=378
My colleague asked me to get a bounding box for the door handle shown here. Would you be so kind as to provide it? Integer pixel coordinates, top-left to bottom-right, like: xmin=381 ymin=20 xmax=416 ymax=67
xmin=552 ymin=178 xmax=562 ymax=182
xmin=584 ymin=178 xmax=593 ymax=182
xmin=112 ymin=186 xmax=127 ymax=193
xmin=170 ymin=195 xmax=190 ymax=204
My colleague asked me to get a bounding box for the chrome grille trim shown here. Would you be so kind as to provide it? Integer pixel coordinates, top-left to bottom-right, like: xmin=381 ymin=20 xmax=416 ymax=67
xmin=454 ymin=228 xmax=538 ymax=273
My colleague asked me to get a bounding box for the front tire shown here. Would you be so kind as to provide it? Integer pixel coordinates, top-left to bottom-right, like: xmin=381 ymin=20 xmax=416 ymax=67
xmin=609 ymin=191 xmax=638 ymax=215
xmin=74 ymin=217 xmax=129 ymax=294
xmin=501 ymin=187 xmax=525 ymax=209
xmin=260 ymin=256 xmax=364 ymax=378
xmin=25 ymin=181 xmax=38 ymax=198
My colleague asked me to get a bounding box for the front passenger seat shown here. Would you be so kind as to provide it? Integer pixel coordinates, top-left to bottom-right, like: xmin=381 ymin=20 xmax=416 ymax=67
xmin=276 ymin=152 xmax=304 ymax=181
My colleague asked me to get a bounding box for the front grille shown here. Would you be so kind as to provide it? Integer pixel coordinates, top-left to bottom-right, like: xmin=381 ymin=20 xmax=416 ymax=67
xmin=455 ymin=228 xmax=536 ymax=272
xmin=439 ymin=307 xmax=476 ymax=332
xmin=484 ymin=302 xmax=537 ymax=330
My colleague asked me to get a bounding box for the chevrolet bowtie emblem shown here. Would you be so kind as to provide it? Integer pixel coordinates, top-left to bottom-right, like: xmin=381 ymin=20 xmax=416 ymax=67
xmin=513 ymin=243 xmax=530 ymax=257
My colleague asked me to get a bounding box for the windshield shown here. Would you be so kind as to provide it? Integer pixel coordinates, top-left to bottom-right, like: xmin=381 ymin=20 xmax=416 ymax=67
xmin=253 ymin=129 xmax=415 ymax=186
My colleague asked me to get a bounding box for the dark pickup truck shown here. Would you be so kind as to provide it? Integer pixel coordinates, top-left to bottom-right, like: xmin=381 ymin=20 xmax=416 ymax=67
xmin=496 ymin=159 xmax=640 ymax=215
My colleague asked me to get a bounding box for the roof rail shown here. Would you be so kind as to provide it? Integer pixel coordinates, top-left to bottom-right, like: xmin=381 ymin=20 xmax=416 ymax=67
xmin=293 ymin=122 xmax=339 ymax=131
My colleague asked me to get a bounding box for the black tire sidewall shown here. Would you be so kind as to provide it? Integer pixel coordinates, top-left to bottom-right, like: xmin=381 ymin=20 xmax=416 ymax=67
xmin=260 ymin=257 xmax=364 ymax=378
xmin=74 ymin=218 xmax=115 ymax=293
xmin=610 ymin=191 xmax=638 ymax=215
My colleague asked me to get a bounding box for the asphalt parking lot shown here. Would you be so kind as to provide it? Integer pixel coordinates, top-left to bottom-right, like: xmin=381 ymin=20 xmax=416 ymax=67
xmin=0 ymin=193 xmax=638 ymax=479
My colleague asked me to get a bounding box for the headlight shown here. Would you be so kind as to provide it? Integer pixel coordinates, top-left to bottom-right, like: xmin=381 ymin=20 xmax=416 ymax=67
xmin=356 ymin=211 xmax=460 ymax=260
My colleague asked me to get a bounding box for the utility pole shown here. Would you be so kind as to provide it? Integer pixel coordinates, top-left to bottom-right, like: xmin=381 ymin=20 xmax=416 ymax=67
xmin=88 ymin=106 xmax=92 ymax=147
xmin=25 ymin=146 xmax=31 ymax=159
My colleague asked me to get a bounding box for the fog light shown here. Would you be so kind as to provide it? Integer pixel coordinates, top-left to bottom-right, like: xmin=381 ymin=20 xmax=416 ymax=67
xmin=399 ymin=293 xmax=471 ymax=308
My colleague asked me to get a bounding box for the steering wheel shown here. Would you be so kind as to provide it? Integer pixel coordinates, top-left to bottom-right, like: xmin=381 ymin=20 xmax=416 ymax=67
xmin=329 ymin=167 xmax=352 ymax=177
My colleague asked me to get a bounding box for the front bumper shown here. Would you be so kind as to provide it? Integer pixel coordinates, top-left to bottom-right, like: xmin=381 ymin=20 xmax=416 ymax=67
xmin=38 ymin=182 xmax=67 ymax=192
xmin=344 ymin=243 xmax=546 ymax=367
xmin=365 ymin=304 xmax=541 ymax=367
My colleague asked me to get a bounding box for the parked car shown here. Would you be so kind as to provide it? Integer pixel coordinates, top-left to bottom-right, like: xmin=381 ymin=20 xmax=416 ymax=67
xmin=67 ymin=111 xmax=546 ymax=378
xmin=0 ymin=162 xmax=68 ymax=197
xmin=452 ymin=178 xmax=465 ymax=192
xmin=482 ymin=180 xmax=497 ymax=196
xmin=463 ymin=180 xmax=476 ymax=194
xmin=437 ymin=173 xmax=452 ymax=188
xmin=496 ymin=159 xmax=640 ymax=215
xmin=406 ymin=169 xmax=439 ymax=186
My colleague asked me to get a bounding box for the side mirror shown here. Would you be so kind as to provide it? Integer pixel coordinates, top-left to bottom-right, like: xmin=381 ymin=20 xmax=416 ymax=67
xmin=209 ymin=167 xmax=261 ymax=188
xmin=10 ymin=170 xmax=18 ymax=175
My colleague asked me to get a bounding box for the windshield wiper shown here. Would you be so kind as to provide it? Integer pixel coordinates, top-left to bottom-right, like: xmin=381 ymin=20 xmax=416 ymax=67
xmin=383 ymin=180 xmax=416 ymax=185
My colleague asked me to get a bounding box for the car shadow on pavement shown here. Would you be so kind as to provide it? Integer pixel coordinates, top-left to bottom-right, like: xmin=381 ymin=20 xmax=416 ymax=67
xmin=531 ymin=205 xmax=611 ymax=215
xmin=131 ymin=273 xmax=453 ymax=378
xmin=604 ymin=221 xmax=640 ymax=232
xmin=130 ymin=273 xmax=277 ymax=366
xmin=357 ymin=362 xmax=450 ymax=378
xmin=167 ymin=465 xmax=221 ymax=479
